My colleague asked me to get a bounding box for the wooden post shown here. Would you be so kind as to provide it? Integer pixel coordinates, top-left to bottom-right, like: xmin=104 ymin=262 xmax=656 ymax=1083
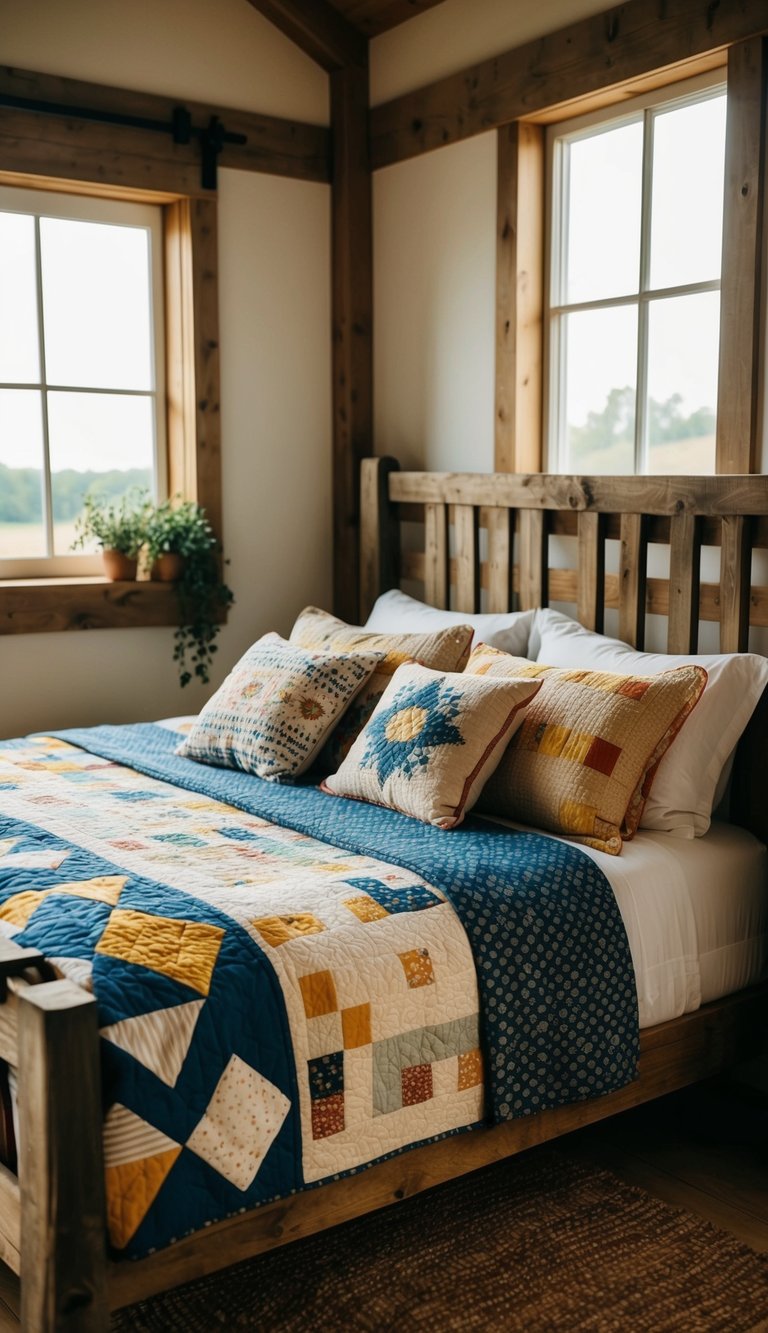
xmin=618 ymin=512 xmax=648 ymax=649
xmin=359 ymin=456 xmax=399 ymax=619
xmin=331 ymin=56 xmax=373 ymax=622
xmin=18 ymin=981 xmax=107 ymax=1333
xmin=495 ymin=122 xmax=544 ymax=473
xmin=716 ymin=37 xmax=767 ymax=474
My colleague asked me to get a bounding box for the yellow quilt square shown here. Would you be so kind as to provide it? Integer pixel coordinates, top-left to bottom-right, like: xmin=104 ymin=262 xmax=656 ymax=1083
xmin=299 ymin=970 xmax=338 ymax=1018
xmin=96 ymin=909 xmax=224 ymax=996
xmin=341 ymin=1003 xmax=372 ymax=1049
xmin=253 ymin=913 xmax=325 ymax=948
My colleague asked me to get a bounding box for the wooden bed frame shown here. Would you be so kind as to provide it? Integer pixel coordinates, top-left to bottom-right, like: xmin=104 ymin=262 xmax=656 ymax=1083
xmin=2 ymin=461 xmax=768 ymax=1330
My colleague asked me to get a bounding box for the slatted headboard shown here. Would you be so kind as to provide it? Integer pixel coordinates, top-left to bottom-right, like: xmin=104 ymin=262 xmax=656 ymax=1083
xmin=359 ymin=457 xmax=768 ymax=840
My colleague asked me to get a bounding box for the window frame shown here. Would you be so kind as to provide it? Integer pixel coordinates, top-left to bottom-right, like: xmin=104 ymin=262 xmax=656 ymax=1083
xmin=0 ymin=176 xmax=222 ymax=636
xmin=0 ymin=183 xmax=168 ymax=580
xmin=543 ymin=68 xmax=728 ymax=476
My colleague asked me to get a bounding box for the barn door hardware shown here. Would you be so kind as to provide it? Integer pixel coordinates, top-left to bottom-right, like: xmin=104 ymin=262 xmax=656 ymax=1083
xmin=0 ymin=92 xmax=247 ymax=190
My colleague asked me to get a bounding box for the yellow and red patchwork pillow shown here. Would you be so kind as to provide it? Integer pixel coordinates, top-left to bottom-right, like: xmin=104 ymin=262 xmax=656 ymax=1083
xmin=290 ymin=607 xmax=474 ymax=770
xmin=466 ymin=645 xmax=706 ymax=854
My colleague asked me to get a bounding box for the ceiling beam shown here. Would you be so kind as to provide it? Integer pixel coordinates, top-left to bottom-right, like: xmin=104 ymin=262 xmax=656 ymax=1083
xmin=370 ymin=0 xmax=768 ymax=168
xmin=245 ymin=0 xmax=367 ymax=71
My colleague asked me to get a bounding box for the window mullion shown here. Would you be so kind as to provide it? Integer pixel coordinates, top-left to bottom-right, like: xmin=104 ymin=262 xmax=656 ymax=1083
xmin=634 ymin=106 xmax=655 ymax=474
xmin=32 ymin=217 xmax=54 ymax=559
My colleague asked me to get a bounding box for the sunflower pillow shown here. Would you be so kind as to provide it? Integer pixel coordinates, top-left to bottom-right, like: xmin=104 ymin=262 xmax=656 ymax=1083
xmin=178 ymin=632 xmax=384 ymax=781
xmin=323 ymin=662 xmax=541 ymax=828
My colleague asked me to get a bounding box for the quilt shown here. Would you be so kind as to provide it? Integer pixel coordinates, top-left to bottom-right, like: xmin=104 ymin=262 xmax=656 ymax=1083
xmin=0 ymin=723 xmax=638 ymax=1259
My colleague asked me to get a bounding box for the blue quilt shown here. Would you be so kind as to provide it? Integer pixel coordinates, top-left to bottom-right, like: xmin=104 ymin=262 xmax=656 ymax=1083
xmin=0 ymin=722 xmax=638 ymax=1257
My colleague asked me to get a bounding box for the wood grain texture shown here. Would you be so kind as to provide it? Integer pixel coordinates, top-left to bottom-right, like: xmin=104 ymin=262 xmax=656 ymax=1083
xmin=187 ymin=198 xmax=223 ymax=542
xmin=495 ymin=122 xmax=544 ymax=473
xmin=619 ymin=512 xmax=648 ymax=649
xmin=485 ymin=506 xmax=514 ymax=613
xmin=668 ymin=512 xmax=702 ymax=652
xmin=719 ymin=514 xmax=751 ymax=651
xmin=18 ymin=982 xmax=107 ymax=1332
xmin=108 ymin=985 xmax=768 ymax=1310
xmin=453 ymin=505 xmax=479 ymax=612
xmin=716 ymin=37 xmax=767 ymax=473
xmin=577 ymin=511 xmax=605 ymax=634
xmin=0 ymin=579 xmax=183 ymax=636
xmin=424 ymin=503 xmax=449 ymax=609
xmin=359 ymin=456 xmax=400 ymax=619
xmin=370 ymin=0 xmax=768 ymax=168
xmin=388 ymin=472 xmax=768 ymax=516
xmin=0 ymin=65 xmax=330 ymax=187
xmin=331 ymin=58 xmax=373 ymax=621
xmin=518 ymin=508 xmax=548 ymax=610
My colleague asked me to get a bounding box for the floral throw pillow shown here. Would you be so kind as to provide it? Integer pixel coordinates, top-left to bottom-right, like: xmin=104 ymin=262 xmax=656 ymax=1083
xmin=177 ymin=632 xmax=383 ymax=781
xmin=323 ymin=662 xmax=541 ymax=828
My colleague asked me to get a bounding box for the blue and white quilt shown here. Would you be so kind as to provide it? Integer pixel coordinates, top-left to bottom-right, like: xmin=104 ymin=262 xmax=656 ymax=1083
xmin=0 ymin=722 xmax=638 ymax=1257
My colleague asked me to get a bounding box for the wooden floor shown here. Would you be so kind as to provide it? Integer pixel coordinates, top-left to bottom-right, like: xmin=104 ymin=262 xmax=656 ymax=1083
xmin=0 ymin=1077 xmax=765 ymax=1331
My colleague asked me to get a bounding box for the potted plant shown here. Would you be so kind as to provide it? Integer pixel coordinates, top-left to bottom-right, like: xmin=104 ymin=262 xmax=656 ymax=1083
xmin=145 ymin=497 xmax=234 ymax=687
xmin=72 ymin=491 xmax=150 ymax=580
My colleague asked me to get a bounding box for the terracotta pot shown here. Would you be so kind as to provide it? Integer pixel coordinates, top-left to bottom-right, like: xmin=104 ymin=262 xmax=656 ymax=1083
xmin=102 ymin=549 xmax=138 ymax=581
xmin=151 ymin=552 xmax=185 ymax=582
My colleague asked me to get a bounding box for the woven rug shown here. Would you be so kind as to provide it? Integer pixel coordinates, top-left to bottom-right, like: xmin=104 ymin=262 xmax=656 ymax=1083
xmin=112 ymin=1150 xmax=768 ymax=1332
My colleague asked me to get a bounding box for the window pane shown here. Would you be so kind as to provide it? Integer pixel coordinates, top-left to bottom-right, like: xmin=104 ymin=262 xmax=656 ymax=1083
xmin=47 ymin=392 xmax=154 ymax=555
xmin=562 ymin=305 xmax=638 ymax=473
xmin=563 ymin=120 xmax=643 ymax=304
xmin=645 ymin=291 xmax=719 ymax=475
xmin=40 ymin=218 xmax=153 ymax=391
xmin=0 ymin=389 xmax=46 ymax=557
xmin=649 ymin=93 xmax=726 ymax=290
xmin=0 ymin=212 xmax=40 ymax=383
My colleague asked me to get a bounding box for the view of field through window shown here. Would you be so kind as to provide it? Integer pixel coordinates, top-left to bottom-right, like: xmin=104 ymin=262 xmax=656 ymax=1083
xmin=0 ymin=199 xmax=158 ymax=561
xmin=550 ymin=85 xmax=726 ymax=474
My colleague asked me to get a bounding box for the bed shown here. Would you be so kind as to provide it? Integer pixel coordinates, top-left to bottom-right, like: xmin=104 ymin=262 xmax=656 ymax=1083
xmin=1 ymin=460 xmax=768 ymax=1331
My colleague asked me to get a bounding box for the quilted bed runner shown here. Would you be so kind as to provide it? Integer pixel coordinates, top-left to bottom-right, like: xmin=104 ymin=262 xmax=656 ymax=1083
xmin=0 ymin=723 xmax=638 ymax=1258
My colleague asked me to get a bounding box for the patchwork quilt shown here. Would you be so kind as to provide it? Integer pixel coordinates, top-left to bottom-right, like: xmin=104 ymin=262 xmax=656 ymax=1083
xmin=0 ymin=723 xmax=638 ymax=1259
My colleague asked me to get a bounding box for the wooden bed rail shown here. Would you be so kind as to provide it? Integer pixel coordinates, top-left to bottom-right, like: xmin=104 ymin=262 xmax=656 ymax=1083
xmin=360 ymin=457 xmax=768 ymax=655
xmin=0 ymin=939 xmax=106 ymax=1331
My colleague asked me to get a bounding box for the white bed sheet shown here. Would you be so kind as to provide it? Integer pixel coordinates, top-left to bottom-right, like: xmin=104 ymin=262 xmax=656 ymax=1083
xmin=567 ymin=821 xmax=768 ymax=1029
xmin=158 ymin=718 xmax=768 ymax=1031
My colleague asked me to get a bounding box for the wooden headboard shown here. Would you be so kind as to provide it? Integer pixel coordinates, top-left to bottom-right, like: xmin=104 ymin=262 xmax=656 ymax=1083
xmin=359 ymin=457 xmax=768 ymax=840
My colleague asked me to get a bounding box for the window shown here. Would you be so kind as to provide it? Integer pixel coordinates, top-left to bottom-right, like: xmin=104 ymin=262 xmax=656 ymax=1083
xmin=0 ymin=185 xmax=166 ymax=578
xmin=545 ymin=74 xmax=727 ymax=475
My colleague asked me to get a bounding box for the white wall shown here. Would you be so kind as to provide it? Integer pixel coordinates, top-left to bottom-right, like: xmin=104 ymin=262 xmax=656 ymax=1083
xmin=373 ymin=134 xmax=496 ymax=473
xmin=1 ymin=0 xmax=332 ymax=737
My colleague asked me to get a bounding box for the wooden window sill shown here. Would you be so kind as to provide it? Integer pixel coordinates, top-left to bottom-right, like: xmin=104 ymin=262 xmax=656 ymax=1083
xmin=0 ymin=577 xmax=183 ymax=635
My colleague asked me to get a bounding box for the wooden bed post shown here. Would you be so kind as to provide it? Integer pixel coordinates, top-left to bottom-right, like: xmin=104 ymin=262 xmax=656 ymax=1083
xmin=17 ymin=981 xmax=107 ymax=1332
xmin=359 ymin=456 xmax=400 ymax=620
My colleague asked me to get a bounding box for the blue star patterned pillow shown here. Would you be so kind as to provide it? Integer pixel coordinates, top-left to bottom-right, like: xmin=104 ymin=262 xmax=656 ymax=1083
xmin=323 ymin=662 xmax=541 ymax=828
xmin=178 ymin=633 xmax=385 ymax=781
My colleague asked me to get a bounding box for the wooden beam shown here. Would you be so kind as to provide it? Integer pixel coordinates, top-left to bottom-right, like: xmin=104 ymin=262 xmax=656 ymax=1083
xmin=331 ymin=57 xmax=374 ymax=622
xmin=332 ymin=0 xmax=448 ymax=38
xmin=0 ymin=65 xmax=330 ymax=189
xmin=387 ymin=471 xmax=768 ymax=516
xmin=244 ymin=0 xmax=367 ymax=71
xmin=716 ymin=37 xmax=767 ymax=472
xmin=495 ymin=122 xmax=544 ymax=473
xmin=370 ymin=0 xmax=768 ymax=169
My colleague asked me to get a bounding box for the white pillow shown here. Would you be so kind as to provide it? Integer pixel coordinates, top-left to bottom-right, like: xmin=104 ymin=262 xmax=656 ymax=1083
xmin=530 ymin=609 xmax=768 ymax=838
xmin=365 ymin=589 xmax=534 ymax=656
